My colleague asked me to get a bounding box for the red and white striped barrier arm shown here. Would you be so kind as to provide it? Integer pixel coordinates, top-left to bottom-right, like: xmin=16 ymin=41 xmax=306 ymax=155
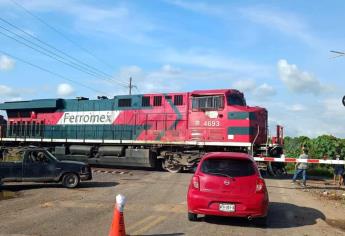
xmin=254 ymin=157 xmax=345 ymax=165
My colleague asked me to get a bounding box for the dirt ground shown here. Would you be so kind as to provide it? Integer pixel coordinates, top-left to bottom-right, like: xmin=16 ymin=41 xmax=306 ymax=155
xmin=0 ymin=170 xmax=345 ymax=236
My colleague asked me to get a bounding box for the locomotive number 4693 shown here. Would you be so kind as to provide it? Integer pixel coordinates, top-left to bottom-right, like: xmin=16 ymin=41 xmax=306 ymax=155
xmin=204 ymin=120 xmax=220 ymax=127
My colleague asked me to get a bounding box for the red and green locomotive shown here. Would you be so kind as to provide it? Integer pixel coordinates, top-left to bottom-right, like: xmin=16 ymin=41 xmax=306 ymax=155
xmin=0 ymin=89 xmax=282 ymax=172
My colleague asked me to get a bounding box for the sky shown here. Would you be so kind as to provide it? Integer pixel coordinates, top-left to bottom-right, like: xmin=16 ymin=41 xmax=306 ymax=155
xmin=0 ymin=0 xmax=344 ymax=138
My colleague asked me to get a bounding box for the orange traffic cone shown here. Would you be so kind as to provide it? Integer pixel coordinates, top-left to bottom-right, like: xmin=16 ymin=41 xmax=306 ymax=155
xmin=109 ymin=194 xmax=126 ymax=236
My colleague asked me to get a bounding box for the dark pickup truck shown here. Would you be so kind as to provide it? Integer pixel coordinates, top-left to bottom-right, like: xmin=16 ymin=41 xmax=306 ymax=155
xmin=0 ymin=147 xmax=92 ymax=188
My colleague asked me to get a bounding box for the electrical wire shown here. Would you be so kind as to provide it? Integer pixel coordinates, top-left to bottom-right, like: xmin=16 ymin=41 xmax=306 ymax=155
xmin=5 ymin=0 xmax=139 ymax=94
xmin=9 ymin=0 xmax=123 ymax=73
xmin=0 ymin=17 xmax=116 ymax=80
xmin=0 ymin=23 xmax=129 ymax=87
xmin=0 ymin=26 xmax=103 ymax=79
xmin=0 ymin=49 xmax=106 ymax=94
xmin=0 ymin=17 xmax=129 ymax=87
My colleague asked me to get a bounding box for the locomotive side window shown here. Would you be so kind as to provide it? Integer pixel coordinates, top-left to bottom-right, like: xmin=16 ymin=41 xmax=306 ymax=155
xmin=39 ymin=121 xmax=44 ymax=137
xmin=174 ymin=95 xmax=183 ymax=106
xmin=118 ymin=98 xmax=132 ymax=107
xmin=13 ymin=123 xmax=17 ymax=136
xmin=31 ymin=121 xmax=36 ymax=137
xmin=27 ymin=121 xmax=31 ymax=136
xmin=192 ymin=96 xmax=224 ymax=111
xmin=9 ymin=121 xmax=13 ymax=136
xmin=227 ymin=94 xmax=246 ymax=106
xmin=142 ymin=97 xmax=150 ymax=107
xmin=36 ymin=122 xmax=41 ymax=137
xmin=153 ymin=96 xmax=162 ymax=106
xmin=17 ymin=121 xmax=22 ymax=137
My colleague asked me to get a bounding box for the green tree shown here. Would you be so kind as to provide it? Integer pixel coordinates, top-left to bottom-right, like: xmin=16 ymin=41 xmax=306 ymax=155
xmin=284 ymin=136 xmax=311 ymax=158
xmin=311 ymin=135 xmax=343 ymax=159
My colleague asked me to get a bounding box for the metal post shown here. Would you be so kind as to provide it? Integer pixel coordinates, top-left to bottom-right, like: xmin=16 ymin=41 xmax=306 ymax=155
xmin=129 ymin=77 xmax=132 ymax=95
xmin=128 ymin=77 xmax=137 ymax=95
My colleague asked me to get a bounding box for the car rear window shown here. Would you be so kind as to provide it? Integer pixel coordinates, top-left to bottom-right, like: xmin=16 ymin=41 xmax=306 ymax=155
xmin=0 ymin=149 xmax=24 ymax=163
xmin=201 ymin=158 xmax=255 ymax=177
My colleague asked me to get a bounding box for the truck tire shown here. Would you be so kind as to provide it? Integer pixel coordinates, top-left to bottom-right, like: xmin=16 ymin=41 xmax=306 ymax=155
xmin=62 ymin=173 xmax=80 ymax=188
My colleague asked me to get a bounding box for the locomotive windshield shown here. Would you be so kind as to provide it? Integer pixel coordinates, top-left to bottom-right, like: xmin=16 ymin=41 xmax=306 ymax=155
xmin=192 ymin=95 xmax=224 ymax=111
xmin=227 ymin=94 xmax=246 ymax=106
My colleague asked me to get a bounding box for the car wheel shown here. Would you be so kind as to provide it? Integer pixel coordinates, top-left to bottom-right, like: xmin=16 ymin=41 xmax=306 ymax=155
xmin=188 ymin=212 xmax=198 ymax=221
xmin=62 ymin=173 xmax=80 ymax=189
xmin=254 ymin=216 xmax=267 ymax=227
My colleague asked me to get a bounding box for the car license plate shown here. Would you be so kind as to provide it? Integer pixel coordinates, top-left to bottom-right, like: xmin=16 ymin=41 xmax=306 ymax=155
xmin=219 ymin=203 xmax=235 ymax=212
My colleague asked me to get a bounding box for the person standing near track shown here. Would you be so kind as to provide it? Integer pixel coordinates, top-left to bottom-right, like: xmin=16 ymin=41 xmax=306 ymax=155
xmin=292 ymin=147 xmax=309 ymax=187
xmin=333 ymin=154 xmax=344 ymax=186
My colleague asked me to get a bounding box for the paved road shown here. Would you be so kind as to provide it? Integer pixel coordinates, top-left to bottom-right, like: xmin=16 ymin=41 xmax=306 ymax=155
xmin=0 ymin=170 xmax=344 ymax=236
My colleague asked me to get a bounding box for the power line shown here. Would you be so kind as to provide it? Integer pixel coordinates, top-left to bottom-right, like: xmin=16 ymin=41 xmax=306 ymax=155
xmin=3 ymin=1 xmax=141 ymax=94
xmin=9 ymin=0 xmax=119 ymax=72
xmin=0 ymin=17 xmax=129 ymax=87
xmin=135 ymin=86 xmax=141 ymax=94
xmin=330 ymin=50 xmax=345 ymax=59
xmin=0 ymin=49 xmax=106 ymax=94
xmin=0 ymin=23 xmax=129 ymax=87
xmin=0 ymin=26 xmax=104 ymax=79
xmin=0 ymin=17 xmax=116 ymax=80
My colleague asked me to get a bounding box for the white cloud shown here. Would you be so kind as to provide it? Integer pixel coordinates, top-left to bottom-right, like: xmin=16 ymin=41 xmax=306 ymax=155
xmin=0 ymin=55 xmax=15 ymax=71
xmin=114 ymin=65 xmax=183 ymax=94
xmin=98 ymin=63 xmax=254 ymax=97
xmin=0 ymin=85 xmax=18 ymax=97
xmin=118 ymin=65 xmax=143 ymax=79
xmin=168 ymin=3 xmax=319 ymax=48
xmin=322 ymin=98 xmax=345 ymax=116
xmin=57 ymin=83 xmax=74 ymax=97
xmin=277 ymin=59 xmax=324 ymax=95
xmin=167 ymin=0 xmax=226 ymax=16
xmin=239 ymin=7 xmax=319 ymax=48
xmin=6 ymin=1 xmax=156 ymax=44
xmin=232 ymin=79 xmax=256 ymax=92
xmin=260 ymin=98 xmax=345 ymax=138
xmin=232 ymin=80 xmax=276 ymax=99
xmin=287 ymin=104 xmax=306 ymax=112
xmin=161 ymin=49 xmax=272 ymax=77
xmin=253 ymin=83 xmax=276 ymax=98
xmin=161 ymin=64 xmax=181 ymax=74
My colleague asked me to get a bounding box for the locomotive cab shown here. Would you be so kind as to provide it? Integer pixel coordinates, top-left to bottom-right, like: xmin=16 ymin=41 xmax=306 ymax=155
xmin=189 ymin=89 xmax=267 ymax=148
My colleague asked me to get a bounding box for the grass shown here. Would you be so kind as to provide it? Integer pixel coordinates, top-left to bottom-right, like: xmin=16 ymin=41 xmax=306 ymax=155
xmin=286 ymin=163 xmax=334 ymax=178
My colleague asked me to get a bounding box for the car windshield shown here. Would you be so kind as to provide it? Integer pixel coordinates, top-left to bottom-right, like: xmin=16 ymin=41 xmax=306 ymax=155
xmin=201 ymin=158 xmax=255 ymax=177
xmin=45 ymin=150 xmax=58 ymax=161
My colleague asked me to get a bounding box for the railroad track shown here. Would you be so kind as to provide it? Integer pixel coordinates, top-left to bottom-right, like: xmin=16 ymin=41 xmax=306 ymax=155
xmin=91 ymin=167 xmax=132 ymax=175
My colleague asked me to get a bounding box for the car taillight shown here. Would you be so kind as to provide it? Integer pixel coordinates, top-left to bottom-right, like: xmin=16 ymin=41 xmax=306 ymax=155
xmin=192 ymin=176 xmax=200 ymax=190
xmin=256 ymin=178 xmax=265 ymax=193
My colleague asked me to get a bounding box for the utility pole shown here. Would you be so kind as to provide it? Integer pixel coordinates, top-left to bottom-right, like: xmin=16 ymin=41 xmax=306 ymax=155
xmin=129 ymin=77 xmax=132 ymax=95
xmin=128 ymin=77 xmax=137 ymax=95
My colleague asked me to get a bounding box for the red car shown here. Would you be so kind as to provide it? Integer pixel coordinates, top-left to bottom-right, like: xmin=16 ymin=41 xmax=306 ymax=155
xmin=187 ymin=152 xmax=269 ymax=226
